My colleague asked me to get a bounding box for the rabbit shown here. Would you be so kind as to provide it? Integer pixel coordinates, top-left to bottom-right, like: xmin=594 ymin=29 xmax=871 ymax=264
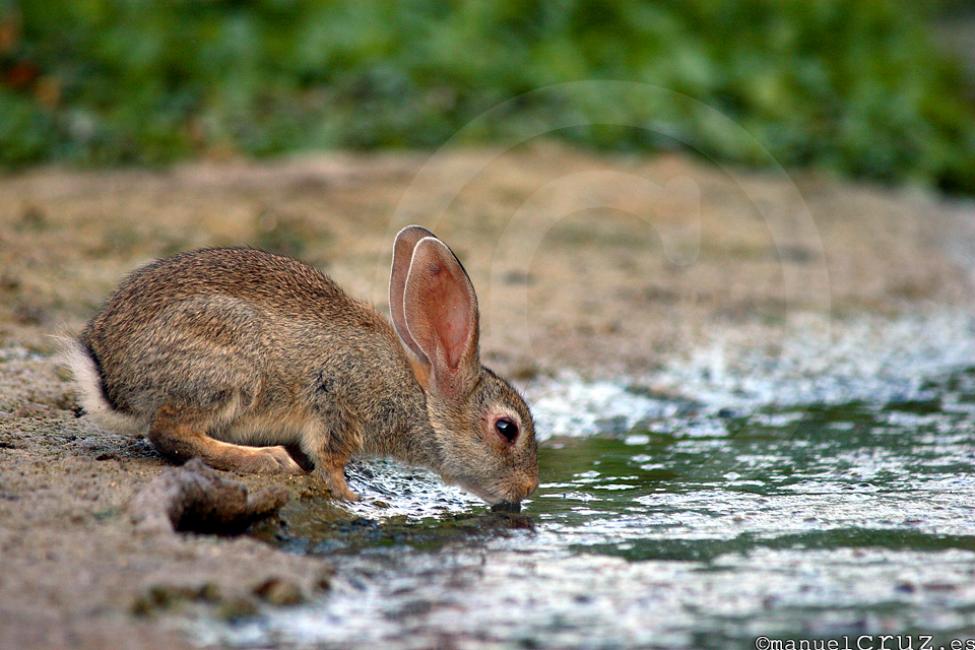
xmin=65 ymin=226 xmax=539 ymax=504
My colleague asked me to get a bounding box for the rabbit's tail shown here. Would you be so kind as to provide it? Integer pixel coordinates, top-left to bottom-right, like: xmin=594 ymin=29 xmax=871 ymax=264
xmin=58 ymin=336 xmax=141 ymax=434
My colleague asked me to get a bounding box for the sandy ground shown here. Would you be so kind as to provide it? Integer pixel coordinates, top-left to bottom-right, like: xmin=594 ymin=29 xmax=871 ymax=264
xmin=1 ymin=145 xmax=973 ymax=648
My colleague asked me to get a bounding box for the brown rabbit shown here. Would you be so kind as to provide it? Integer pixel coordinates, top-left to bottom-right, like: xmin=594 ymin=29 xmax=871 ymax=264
xmin=66 ymin=226 xmax=538 ymax=504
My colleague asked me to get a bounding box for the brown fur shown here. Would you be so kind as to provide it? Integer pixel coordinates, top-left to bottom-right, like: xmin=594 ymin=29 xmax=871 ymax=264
xmin=74 ymin=229 xmax=538 ymax=504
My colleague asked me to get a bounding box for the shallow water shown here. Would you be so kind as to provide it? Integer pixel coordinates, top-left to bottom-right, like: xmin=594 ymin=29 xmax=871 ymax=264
xmin=196 ymin=362 xmax=975 ymax=649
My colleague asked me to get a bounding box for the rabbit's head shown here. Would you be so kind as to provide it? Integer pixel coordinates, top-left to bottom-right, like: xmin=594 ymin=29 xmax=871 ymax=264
xmin=390 ymin=226 xmax=539 ymax=505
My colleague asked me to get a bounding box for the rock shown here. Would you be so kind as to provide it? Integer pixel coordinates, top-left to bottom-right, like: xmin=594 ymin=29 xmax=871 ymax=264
xmin=129 ymin=459 xmax=289 ymax=535
xmin=315 ymin=566 xmax=334 ymax=592
xmin=253 ymin=577 xmax=305 ymax=606
xmin=131 ymin=584 xmax=202 ymax=617
xmin=217 ymin=597 xmax=259 ymax=622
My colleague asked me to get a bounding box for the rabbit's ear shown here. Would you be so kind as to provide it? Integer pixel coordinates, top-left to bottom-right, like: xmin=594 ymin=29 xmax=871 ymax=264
xmin=390 ymin=225 xmax=436 ymax=364
xmin=403 ymin=237 xmax=479 ymax=396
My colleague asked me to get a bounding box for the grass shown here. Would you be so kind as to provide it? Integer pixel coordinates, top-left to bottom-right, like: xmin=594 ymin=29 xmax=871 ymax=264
xmin=1 ymin=0 xmax=974 ymax=193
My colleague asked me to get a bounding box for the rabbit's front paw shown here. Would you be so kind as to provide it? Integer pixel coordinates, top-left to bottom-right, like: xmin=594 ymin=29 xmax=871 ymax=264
xmin=318 ymin=464 xmax=359 ymax=501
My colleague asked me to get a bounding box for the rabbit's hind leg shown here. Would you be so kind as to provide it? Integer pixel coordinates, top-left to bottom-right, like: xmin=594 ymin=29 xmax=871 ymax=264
xmin=148 ymin=404 xmax=304 ymax=475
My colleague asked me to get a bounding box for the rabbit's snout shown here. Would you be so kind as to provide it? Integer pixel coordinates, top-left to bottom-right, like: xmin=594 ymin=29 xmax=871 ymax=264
xmin=450 ymin=468 xmax=538 ymax=506
xmin=501 ymin=473 xmax=539 ymax=505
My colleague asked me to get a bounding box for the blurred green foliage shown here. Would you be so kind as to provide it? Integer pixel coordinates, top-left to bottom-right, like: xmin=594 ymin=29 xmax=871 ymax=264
xmin=1 ymin=0 xmax=974 ymax=193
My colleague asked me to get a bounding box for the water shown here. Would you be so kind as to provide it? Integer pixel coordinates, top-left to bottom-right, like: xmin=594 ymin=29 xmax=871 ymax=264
xmin=196 ymin=363 xmax=975 ymax=649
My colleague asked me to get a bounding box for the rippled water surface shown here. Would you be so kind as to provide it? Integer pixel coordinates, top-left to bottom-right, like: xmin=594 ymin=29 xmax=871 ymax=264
xmin=200 ymin=364 xmax=975 ymax=649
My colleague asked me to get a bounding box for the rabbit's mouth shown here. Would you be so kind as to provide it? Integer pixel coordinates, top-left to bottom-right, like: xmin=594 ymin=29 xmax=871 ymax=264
xmin=447 ymin=475 xmax=533 ymax=506
xmin=465 ymin=484 xmax=507 ymax=505
xmin=442 ymin=474 xmax=508 ymax=505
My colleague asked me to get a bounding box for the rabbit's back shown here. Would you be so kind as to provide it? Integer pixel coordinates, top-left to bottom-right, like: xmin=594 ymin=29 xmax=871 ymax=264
xmin=90 ymin=247 xmax=360 ymax=325
xmin=79 ymin=248 xmax=406 ymax=425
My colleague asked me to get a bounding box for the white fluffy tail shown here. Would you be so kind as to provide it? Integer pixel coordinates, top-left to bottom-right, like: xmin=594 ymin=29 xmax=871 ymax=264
xmin=59 ymin=337 xmax=142 ymax=434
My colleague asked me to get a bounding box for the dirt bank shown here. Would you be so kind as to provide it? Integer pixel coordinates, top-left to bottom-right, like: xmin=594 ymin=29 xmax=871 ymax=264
xmin=1 ymin=145 xmax=973 ymax=648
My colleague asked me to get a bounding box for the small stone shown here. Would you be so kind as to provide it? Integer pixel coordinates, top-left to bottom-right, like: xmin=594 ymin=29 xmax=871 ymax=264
xmin=315 ymin=565 xmax=335 ymax=592
xmin=131 ymin=584 xmax=197 ymax=616
xmin=217 ymin=596 xmax=258 ymax=622
xmin=253 ymin=577 xmax=305 ymax=606
xmin=196 ymin=582 xmax=222 ymax=603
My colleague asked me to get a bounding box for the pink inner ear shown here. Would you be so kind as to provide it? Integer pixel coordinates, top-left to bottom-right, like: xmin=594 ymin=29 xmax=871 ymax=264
xmin=425 ymin=262 xmax=470 ymax=369
xmin=404 ymin=238 xmax=478 ymax=375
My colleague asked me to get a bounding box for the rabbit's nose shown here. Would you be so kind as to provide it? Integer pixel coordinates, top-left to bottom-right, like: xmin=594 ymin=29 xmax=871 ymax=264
xmin=521 ymin=476 xmax=539 ymax=498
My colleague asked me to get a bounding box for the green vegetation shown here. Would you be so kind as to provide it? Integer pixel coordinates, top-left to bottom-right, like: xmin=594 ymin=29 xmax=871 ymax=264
xmin=1 ymin=1 xmax=974 ymax=193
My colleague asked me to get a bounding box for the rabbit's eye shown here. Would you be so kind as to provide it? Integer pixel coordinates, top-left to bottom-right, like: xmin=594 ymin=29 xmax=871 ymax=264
xmin=495 ymin=418 xmax=519 ymax=443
